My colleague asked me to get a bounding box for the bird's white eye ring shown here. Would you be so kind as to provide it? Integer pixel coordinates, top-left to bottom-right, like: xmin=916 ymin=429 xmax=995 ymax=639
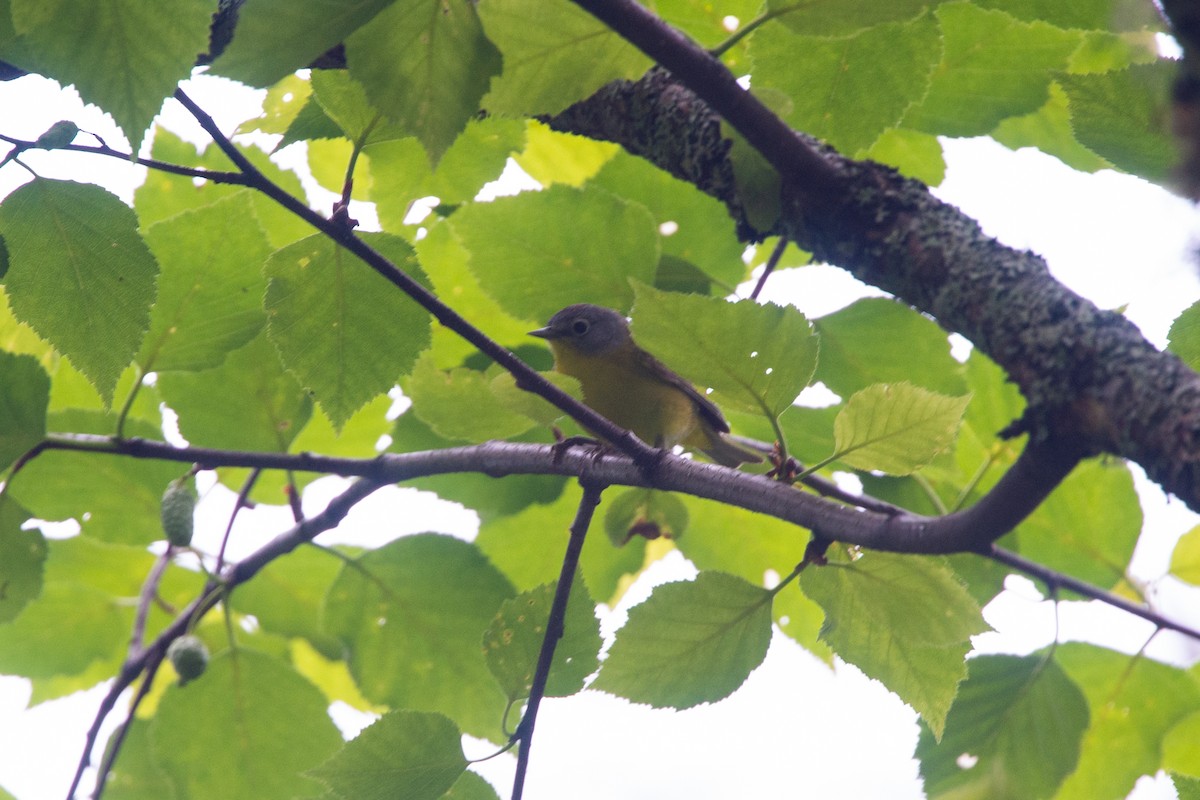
xmin=572 ymin=319 xmax=589 ymax=335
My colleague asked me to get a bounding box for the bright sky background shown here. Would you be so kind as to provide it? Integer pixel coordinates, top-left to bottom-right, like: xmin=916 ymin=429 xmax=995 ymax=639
xmin=1 ymin=71 xmax=1199 ymax=800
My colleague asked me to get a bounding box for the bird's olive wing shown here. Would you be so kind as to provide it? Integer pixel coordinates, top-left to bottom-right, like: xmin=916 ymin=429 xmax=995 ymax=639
xmin=633 ymin=347 xmax=731 ymax=434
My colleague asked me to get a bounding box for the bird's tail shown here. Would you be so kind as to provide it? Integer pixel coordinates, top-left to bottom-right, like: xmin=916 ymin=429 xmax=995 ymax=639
xmin=700 ymin=431 xmax=765 ymax=468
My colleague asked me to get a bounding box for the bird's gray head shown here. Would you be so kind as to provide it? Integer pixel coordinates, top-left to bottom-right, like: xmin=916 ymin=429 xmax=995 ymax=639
xmin=530 ymin=304 xmax=632 ymax=356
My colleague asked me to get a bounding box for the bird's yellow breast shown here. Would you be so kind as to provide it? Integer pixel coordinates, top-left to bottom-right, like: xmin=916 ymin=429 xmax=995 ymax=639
xmin=547 ymin=339 xmax=699 ymax=448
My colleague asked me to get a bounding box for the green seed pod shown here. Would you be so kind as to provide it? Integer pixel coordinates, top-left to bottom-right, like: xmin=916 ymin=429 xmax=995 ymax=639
xmin=167 ymin=635 xmax=209 ymax=685
xmin=160 ymin=481 xmax=196 ymax=547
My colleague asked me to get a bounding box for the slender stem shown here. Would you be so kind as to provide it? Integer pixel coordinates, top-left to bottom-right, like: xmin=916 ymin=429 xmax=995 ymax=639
xmin=749 ymin=236 xmax=788 ymax=301
xmin=709 ymin=4 xmax=803 ymax=58
xmin=985 ymin=546 xmax=1200 ymax=641
xmin=511 ymin=481 xmax=605 ymax=800
xmin=130 ymin=551 xmax=172 ymax=655
xmin=216 ymin=469 xmax=261 ymax=572
xmin=90 ymin=650 xmax=165 ymax=800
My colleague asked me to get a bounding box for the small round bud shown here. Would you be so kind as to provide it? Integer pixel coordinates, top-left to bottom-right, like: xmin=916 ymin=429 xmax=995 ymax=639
xmin=167 ymin=635 xmax=209 ymax=685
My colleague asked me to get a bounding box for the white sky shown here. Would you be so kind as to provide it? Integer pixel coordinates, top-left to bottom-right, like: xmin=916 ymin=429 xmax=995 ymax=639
xmin=1 ymin=72 xmax=1199 ymax=800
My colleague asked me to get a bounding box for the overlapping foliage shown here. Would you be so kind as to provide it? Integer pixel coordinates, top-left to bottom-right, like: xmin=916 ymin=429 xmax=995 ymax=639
xmin=0 ymin=1 xmax=1198 ymax=799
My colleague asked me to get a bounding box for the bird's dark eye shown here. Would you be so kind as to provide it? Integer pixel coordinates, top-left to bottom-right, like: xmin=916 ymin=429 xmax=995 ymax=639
xmin=572 ymin=319 xmax=590 ymax=336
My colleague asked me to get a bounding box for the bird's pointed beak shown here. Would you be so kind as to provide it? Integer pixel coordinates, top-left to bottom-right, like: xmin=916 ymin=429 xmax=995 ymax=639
xmin=529 ymin=325 xmax=557 ymax=339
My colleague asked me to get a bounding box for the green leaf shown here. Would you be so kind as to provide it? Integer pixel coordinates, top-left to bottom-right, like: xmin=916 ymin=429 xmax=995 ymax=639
xmin=309 ymin=69 xmax=400 ymax=146
xmin=103 ymin=719 xmax=175 ymax=799
xmin=1006 ymin=459 xmax=1140 ymax=590
xmin=631 ymin=285 xmax=818 ymax=418
xmin=0 ymin=179 xmax=157 ymax=402
xmin=402 ymin=353 xmax=538 ymax=441
xmin=158 ymin=332 xmax=313 ymax=453
xmin=1056 ymin=642 xmax=1200 ymax=799
xmin=799 ymin=551 xmax=988 ymax=738
xmin=140 ymin=193 xmax=269 ymax=372
xmin=135 ymin=132 xmax=312 ymax=249
xmin=479 ymin=0 xmax=651 ymax=116
xmin=832 ymin=382 xmax=970 ymax=475
xmin=0 ymin=500 xmax=44 ymax=623
xmin=347 ymin=0 xmax=501 ymax=164
xmin=604 ymin=488 xmax=688 ymax=547
xmin=151 ymin=650 xmax=344 ymax=800
xmin=482 ymin=577 xmax=601 ymax=701
xmin=309 ymin=711 xmax=466 ymax=800
xmin=443 ymin=770 xmax=500 ymax=800
xmin=264 ymin=232 xmax=431 ymax=429
xmin=514 ymin=121 xmax=618 ymax=188
xmin=1170 ymin=525 xmax=1200 ymax=586
xmin=593 ymin=571 xmax=773 ymax=709
xmin=452 ymin=184 xmax=659 ymax=321
xmin=676 ymin=497 xmax=828 ymax=661
xmin=229 ymin=545 xmax=344 ymax=658
xmin=0 ymin=350 xmax=48 ymax=471
xmin=656 ymin=0 xmax=762 ymax=47
xmin=213 ymin=0 xmax=392 ymax=87
xmin=390 ymin=411 xmax=567 ymax=524
xmin=905 ymin=5 xmax=1082 ymax=137
xmin=814 ymin=297 xmax=966 ymax=398
xmin=864 ymin=127 xmax=947 ymax=185
xmin=1058 ymin=62 xmax=1176 ymax=184
xmin=1165 ymin=710 xmax=1200 ymax=778
xmin=9 ymin=0 xmax=212 ymax=151
xmin=750 ymin=14 xmax=941 ymax=155
xmin=6 ymin=411 xmax=178 ymax=544
xmin=992 ymin=82 xmax=1111 ymax=174
xmin=0 ymin=580 xmax=126 ymax=678
xmin=590 ymin=151 xmax=745 ymax=290
xmin=473 ymin=483 xmax=644 ymax=606
xmin=916 ymin=653 xmax=1089 ymax=800
xmin=722 ymin=121 xmax=782 ymax=233
xmin=1168 ymin=301 xmax=1200 ymax=371
xmin=768 ymin=0 xmax=931 ymax=35
xmin=323 ymin=533 xmax=514 ymax=739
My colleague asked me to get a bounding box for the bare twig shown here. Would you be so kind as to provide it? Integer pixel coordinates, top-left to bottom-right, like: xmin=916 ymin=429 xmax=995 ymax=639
xmin=748 ymin=236 xmax=788 ymax=301
xmin=129 ymin=551 xmax=172 ymax=655
xmin=512 ymin=480 xmax=605 ymax=800
xmin=216 ymin=468 xmax=261 ymax=572
xmin=66 ymin=478 xmax=389 ymax=797
xmin=985 ymin=545 xmax=1200 ymax=642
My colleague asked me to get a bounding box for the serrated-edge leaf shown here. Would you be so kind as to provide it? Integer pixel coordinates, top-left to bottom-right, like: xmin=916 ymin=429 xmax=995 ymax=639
xmin=594 ymin=571 xmax=772 ymax=709
xmin=833 ymin=382 xmax=970 ymax=475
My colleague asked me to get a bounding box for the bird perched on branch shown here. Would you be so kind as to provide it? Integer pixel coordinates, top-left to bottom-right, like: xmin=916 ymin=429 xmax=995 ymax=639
xmin=531 ymin=304 xmax=762 ymax=467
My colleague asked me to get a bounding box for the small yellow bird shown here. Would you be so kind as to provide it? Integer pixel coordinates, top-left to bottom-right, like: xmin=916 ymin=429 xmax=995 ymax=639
xmin=530 ymin=304 xmax=762 ymax=467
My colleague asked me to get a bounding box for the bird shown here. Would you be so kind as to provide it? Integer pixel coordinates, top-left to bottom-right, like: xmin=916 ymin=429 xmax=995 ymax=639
xmin=530 ymin=303 xmax=762 ymax=467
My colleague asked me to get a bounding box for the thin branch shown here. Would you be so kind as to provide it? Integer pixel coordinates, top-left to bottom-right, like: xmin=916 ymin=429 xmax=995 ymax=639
xmin=90 ymin=651 xmax=164 ymax=800
xmin=512 ymin=480 xmax=605 ymax=800
xmin=129 ymin=551 xmax=171 ymax=655
xmin=67 ymin=478 xmax=389 ymax=795
xmin=985 ymin=545 xmax=1200 ymax=642
xmin=0 ymin=132 xmax=249 ymax=185
xmin=169 ymin=88 xmax=663 ymax=473
xmin=748 ymin=236 xmax=787 ymax=301
xmin=568 ymin=0 xmax=840 ymax=197
xmin=216 ymin=468 xmax=261 ymax=572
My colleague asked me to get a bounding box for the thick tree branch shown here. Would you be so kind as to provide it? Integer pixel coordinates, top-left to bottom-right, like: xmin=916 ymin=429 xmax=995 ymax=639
xmin=37 ymin=431 xmax=1076 ymax=556
xmin=555 ymin=1 xmax=1200 ymax=512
